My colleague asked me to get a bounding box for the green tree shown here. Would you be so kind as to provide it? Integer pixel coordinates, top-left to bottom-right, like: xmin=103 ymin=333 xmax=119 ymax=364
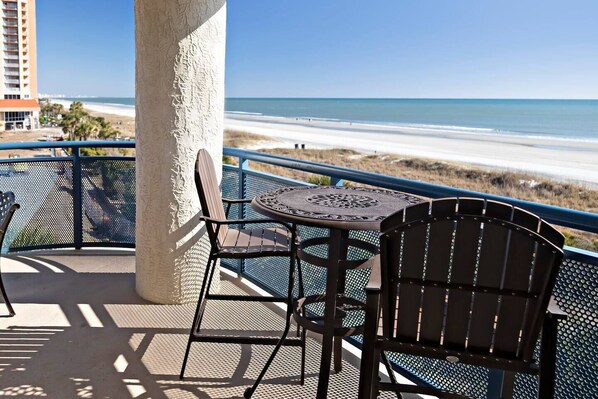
xmin=39 ymin=99 xmax=65 ymax=126
xmin=74 ymin=120 xmax=99 ymax=141
xmin=62 ymin=102 xmax=89 ymax=140
xmin=95 ymin=116 xmax=119 ymax=139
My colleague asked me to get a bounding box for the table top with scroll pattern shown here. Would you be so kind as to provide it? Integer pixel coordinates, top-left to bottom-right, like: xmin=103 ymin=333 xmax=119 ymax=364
xmin=252 ymin=185 xmax=423 ymax=230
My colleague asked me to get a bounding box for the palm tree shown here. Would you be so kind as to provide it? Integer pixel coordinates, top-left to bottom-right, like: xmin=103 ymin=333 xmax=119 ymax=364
xmin=74 ymin=120 xmax=99 ymax=141
xmin=62 ymin=102 xmax=89 ymax=140
xmin=95 ymin=117 xmax=119 ymax=140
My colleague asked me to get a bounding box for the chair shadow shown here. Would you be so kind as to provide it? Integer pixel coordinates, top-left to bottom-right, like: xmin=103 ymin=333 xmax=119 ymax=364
xmin=0 ymin=252 xmax=315 ymax=399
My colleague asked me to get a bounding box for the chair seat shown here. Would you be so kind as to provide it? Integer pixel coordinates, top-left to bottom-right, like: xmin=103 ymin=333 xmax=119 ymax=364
xmin=217 ymin=227 xmax=293 ymax=257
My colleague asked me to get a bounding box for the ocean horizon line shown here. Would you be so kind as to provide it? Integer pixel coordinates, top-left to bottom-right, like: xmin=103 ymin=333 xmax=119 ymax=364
xmin=57 ymin=96 xmax=598 ymax=101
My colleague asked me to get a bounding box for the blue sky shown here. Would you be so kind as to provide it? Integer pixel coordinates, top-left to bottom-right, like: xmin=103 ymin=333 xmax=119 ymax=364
xmin=37 ymin=0 xmax=598 ymax=99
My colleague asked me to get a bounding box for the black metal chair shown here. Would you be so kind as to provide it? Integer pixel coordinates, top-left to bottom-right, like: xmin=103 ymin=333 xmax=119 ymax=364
xmin=0 ymin=191 xmax=19 ymax=317
xmin=180 ymin=149 xmax=305 ymax=398
xmin=359 ymin=197 xmax=566 ymax=399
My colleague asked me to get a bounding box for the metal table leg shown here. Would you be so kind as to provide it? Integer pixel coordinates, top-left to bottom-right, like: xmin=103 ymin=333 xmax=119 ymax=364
xmin=316 ymin=228 xmax=349 ymax=399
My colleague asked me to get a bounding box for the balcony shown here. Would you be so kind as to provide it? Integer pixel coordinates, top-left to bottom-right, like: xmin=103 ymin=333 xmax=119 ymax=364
xmin=0 ymin=141 xmax=596 ymax=399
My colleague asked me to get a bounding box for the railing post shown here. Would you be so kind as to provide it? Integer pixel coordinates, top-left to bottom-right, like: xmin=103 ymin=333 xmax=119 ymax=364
xmin=330 ymin=176 xmax=344 ymax=186
xmin=238 ymin=157 xmax=248 ymax=219
xmin=237 ymin=157 xmax=249 ymax=274
xmin=72 ymin=146 xmax=83 ymax=249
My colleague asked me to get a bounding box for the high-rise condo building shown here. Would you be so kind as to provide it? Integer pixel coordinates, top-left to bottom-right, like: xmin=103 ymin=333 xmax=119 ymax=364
xmin=0 ymin=0 xmax=38 ymax=130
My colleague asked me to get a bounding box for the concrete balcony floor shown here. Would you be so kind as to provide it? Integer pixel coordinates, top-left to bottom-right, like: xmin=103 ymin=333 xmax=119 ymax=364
xmin=0 ymin=250 xmax=406 ymax=399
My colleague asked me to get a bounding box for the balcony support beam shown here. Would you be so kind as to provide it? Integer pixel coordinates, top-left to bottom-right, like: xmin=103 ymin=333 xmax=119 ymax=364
xmin=134 ymin=0 xmax=227 ymax=303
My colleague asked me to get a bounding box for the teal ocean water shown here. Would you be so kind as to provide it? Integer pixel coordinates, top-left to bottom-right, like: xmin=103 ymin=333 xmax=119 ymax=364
xmin=64 ymin=98 xmax=598 ymax=142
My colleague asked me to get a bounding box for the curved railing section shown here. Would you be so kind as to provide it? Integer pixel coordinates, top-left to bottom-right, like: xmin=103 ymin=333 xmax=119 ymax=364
xmin=0 ymin=141 xmax=596 ymax=398
xmin=0 ymin=141 xmax=135 ymax=251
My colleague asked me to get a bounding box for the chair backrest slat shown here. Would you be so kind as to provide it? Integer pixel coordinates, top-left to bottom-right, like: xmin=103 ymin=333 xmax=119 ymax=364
xmin=520 ymin=240 xmax=560 ymax=359
xmin=195 ymin=149 xmax=228 ymax=245
xmin=466 ymin=201 xmax=512 ymax=354
xmin=395 ymin=202 xmax=429 ymax=341
xmin=381 ymin=197 xmax=564 ymax=363
xmin=419 ymin=199 xmax=457 ymax=345
xmin=493 ymin=209 xmax=540 ymax=357
xmin=443 ymin=198 xmax=485 ymax=350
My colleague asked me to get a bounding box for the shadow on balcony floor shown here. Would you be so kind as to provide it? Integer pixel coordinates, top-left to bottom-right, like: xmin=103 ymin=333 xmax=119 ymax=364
xmin=0 ymin=250 xmax=407 ymax=399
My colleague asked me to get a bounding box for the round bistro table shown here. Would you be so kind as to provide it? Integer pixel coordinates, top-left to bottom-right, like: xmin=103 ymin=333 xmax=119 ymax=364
xmin=252 ymin=185 xmax=422 ymax=398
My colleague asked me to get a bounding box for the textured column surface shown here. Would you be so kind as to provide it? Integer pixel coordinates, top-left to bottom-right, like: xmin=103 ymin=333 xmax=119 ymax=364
xmin=135 ymin=0 xmax=226 ymax=304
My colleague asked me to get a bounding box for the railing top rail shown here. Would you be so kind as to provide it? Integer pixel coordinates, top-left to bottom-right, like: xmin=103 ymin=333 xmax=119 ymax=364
xmin=224 ymin=147 xmax=598 ymax=234
xmin=1 ymin=141 xmax=596 ymax=233
xmin=0 ymin=140 xmax=135 ymax=151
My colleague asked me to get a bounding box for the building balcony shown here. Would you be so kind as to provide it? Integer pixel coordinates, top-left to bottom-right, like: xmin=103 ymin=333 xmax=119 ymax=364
xmin=0 ymin=142 xmax=596 ymax=399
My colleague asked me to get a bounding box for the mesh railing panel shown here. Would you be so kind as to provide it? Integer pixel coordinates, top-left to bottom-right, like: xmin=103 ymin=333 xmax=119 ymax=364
xmin=80 ymin=159 xmax=135 ymax=244
xmin=537 ymin=251 xmax=597 ymax=398
xmin=0 ymin=160 xmax=74 ymax=250
xmin=243 ymin=173 xmax=301 ymax=296
xmin=225 ymin=167 xmax=598 ymax=399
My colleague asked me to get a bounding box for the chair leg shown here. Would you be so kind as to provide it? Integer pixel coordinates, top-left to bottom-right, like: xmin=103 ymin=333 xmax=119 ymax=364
xmin=381 ymin=352 xmax=402 ymax=399
xmin=296 ymin=256 xmax=304 ymax=338
xmin=0 ymin=272 xmax=15 ymax=317
xmin=359 ymin=290 xmax=381 ymax=399
xmin=244 ymin=252 xmax=297 ymax=398
xmin=300 ymin=325 xmax=307 ymax=385
xmin=180 ymin=255 xmax=217 ymax=380
xmin=538 ymin=315 xmax=559 ymax=399
xmin=297 ymin=255 xmax=307 ymax=385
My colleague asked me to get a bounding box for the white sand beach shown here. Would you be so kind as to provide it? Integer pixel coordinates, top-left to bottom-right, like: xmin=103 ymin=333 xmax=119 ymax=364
xmin=52 ymin=99 xmax=135 ymax=118
xmin=226 ymin=115 xmax=598 ymax=187
xmin=54 ymin=100 xmax=598 ymax=186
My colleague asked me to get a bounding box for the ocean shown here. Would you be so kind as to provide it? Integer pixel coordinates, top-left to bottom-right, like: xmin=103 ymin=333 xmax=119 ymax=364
xmin=63 ymin=98 xmax=598 ymax=142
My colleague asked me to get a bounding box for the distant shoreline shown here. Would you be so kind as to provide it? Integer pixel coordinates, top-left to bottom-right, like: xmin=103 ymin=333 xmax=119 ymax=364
xmin=50 ymin=99 xmax=598 ymax=187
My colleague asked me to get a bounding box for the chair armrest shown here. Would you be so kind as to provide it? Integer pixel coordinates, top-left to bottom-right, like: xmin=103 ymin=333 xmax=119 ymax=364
xmin=358 ymin=254 xmax=381 ymax=292
xmin=200 ymin=216 xmax=294 ymax=231
xmin=222 ymin=198 xmax=253 ymax=217
xmin=222 ymin=198 xmax=253 ymax=204
xmin=546 ymin=297 xmax=567 ymax=320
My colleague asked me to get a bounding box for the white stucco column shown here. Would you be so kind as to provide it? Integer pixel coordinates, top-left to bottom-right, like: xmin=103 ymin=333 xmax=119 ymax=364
xmin=135 ymin=0 xmax=226 ymax=303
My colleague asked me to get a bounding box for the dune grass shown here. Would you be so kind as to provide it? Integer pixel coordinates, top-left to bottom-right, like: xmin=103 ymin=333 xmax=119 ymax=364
xmin=222 ymin=130 xmax=598 ymax=251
